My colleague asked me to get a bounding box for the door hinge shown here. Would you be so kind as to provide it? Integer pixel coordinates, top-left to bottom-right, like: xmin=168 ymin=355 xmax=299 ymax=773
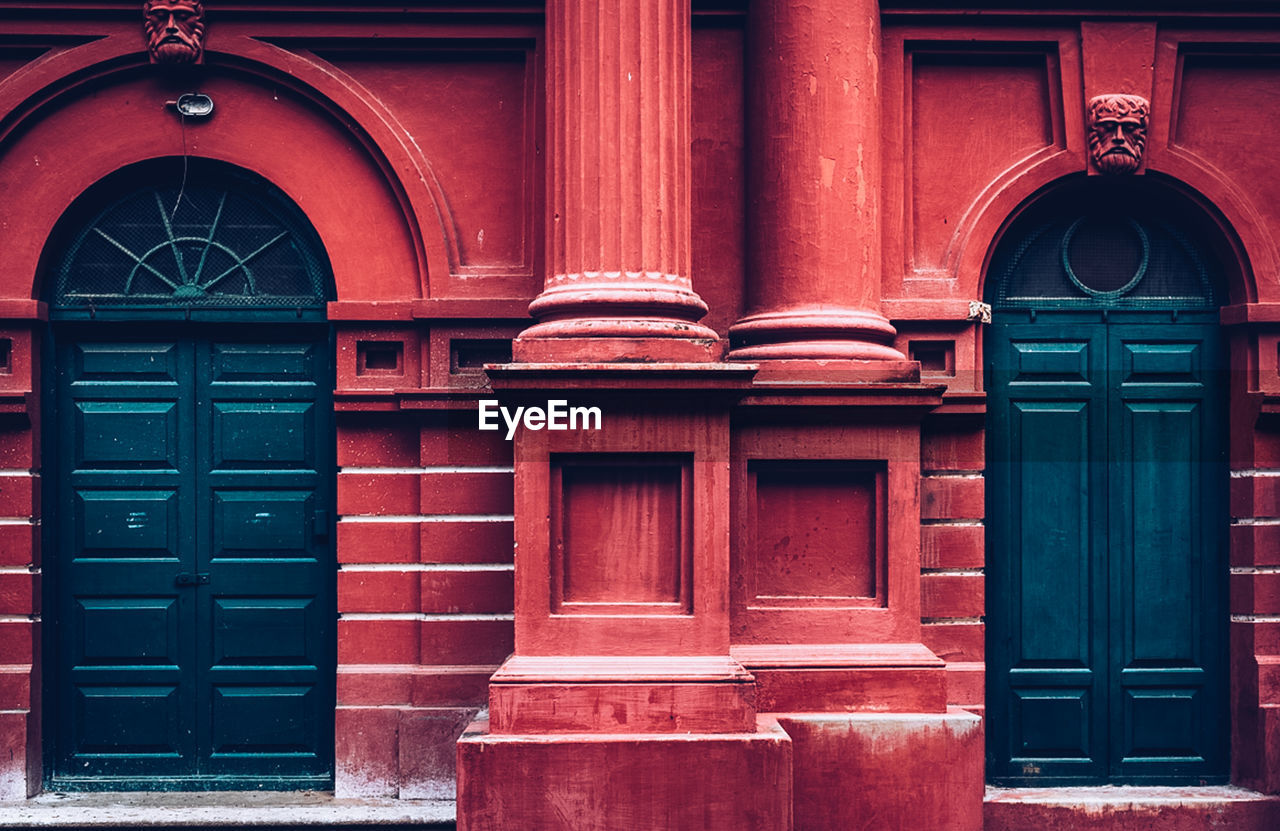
xmin=174 ymin=572 xmax=210 ymax=586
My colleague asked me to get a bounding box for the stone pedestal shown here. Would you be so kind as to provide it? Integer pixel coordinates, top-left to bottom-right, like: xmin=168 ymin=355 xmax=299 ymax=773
xmin=778 ymin=710 xmax=984 ymax=831
xmin=458 ymin=716 xmax=794 ymax=831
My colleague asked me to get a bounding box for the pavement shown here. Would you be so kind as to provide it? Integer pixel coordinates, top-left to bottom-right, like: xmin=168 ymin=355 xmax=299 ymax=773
xmin=0 ymin=791 xmax=455 ymax=829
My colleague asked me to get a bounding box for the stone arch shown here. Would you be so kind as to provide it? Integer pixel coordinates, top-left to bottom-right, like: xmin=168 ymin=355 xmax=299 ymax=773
xmin=979 ymin=172 xmax=1248 ymax=308
xmin=0 ymin=37 xmax=455 ymax=306
xmin=953 ymin=167 xmax=1256 ymax=308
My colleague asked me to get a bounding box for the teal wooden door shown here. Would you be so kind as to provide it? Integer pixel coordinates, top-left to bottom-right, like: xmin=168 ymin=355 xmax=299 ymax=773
xmin=986 ymin=309 xmax=1227 ymax=784
xmin=51 ymin=326 xmax=333 ymax=789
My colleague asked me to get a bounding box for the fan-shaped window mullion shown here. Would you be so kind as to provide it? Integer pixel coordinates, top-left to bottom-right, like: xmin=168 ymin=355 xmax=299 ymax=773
xmin=55 ymin=175 xmax=326 ymax=312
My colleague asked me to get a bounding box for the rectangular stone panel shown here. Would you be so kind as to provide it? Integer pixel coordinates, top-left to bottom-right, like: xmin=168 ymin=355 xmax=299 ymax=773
xmin=752 ymin=464 xmax=877 ymax=600
xmin=909 ymin=49 xmax=1057 ymax=273
xmin=553 ymin=457 xmax=689 ymax=614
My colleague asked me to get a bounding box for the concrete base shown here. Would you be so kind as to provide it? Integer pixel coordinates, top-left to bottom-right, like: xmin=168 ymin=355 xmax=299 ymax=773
xmin=456 ymin=716 xmax=793 ymax=831
xmin=984 ymin=786 xmax=1280 ymax=831
xmin=776 ymin=708 xmax=983 ymax=831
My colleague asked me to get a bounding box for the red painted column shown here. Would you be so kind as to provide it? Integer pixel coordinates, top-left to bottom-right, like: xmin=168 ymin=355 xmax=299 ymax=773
xmin=513 ymin=0 xmax=720 ymax=363
xmin=730 ymin=0 xmax=907 ymax=365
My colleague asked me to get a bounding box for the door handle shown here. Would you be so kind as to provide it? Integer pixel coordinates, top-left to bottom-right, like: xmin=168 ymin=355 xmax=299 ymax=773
xmin=174 ymin=572 xmax=210 ymax=586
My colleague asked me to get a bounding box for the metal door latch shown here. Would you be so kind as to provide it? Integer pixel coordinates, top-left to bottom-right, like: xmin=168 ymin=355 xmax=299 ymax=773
xmin=174 ymin=572 xmax=210 ymax=586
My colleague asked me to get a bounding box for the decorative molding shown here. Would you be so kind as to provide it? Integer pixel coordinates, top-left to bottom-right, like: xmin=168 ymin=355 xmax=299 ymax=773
xmin=143 ymin=0 xmax=205 ymax=65
xmin=1087 ymin=93 xmax=1149 ymax=175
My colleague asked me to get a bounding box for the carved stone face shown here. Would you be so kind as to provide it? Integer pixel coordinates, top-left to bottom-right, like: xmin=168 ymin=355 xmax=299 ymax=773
xmin=144 ymin=0 xmax=205 ymax=65
xmin=1087 ymin=94 xmax=1150 ymax=175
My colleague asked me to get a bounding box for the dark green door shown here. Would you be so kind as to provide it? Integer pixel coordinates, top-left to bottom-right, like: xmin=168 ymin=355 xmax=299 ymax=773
xmin=51 ymin=326 xmax=333 ymax=789
xmin=986 ymin=309 xmax=1227 ymax=784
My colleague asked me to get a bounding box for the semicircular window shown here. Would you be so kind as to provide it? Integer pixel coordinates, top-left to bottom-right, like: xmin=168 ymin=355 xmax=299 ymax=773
xmin=992 ymin=202 xmax=1219 ymax=310
xmin=55 ymin=176 xmax=327 ymax=312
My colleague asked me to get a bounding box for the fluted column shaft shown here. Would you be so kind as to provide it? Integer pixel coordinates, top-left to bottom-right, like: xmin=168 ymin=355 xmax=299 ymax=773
xmin=514 ymin=0 xmax=719 ymax=363
xmin=729 ymin=0 xmax=904 ymax=362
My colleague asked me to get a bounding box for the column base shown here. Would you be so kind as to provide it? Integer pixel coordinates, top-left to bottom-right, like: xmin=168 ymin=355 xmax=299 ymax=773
xmin=728 ymin=306 xmax=907 ymax=362
xmin=512 ymin=334 xmax=722 ymax=363
xmin=487 ymin=655 xmax=757 ymax=734
xmin=457 ymin=715 xmax=795 ymax=831
xmin=734 ymin=643 xmax=948 ymax=714
xmin=778 ymin=708 xmax=984 ymax=831
xmin=743 ymin=357 xmax=921 ymax=383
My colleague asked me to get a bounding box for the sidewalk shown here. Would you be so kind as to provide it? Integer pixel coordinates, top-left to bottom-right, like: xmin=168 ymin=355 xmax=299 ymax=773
xmin=0 ymin=791 xmax=455 ymax=829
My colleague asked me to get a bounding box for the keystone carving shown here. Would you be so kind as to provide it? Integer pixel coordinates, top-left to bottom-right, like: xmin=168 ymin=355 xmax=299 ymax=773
xmin=1087 ymin=94 xmax=1150 ymax=175
xmin=144 ymin=0 xmax=206 ymax=66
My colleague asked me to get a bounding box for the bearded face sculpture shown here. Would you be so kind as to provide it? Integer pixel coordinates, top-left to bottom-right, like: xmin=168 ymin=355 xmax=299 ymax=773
xmin=144 ymin=0 xmax=206 ymax=65
xmin=1087 ymin=94 xmax=1150 ymax=175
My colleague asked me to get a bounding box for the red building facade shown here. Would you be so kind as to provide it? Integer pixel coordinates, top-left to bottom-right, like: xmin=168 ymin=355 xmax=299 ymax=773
xmin=0 ymin=1 xmax=1278 ymax=828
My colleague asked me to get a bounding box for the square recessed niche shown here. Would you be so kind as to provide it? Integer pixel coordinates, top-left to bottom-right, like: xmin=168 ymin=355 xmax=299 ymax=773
xmin=356 ymin=340 xmax=403 ymax=375
xmin=551 ymin=455 xmax=692 ymax=615
xmin=749 ymin=462 xmax=883 ymax=605
xmin=909 ymin=339 xmax=955 ymax=376
xmin=451 ymin=339 xmax=512 ymax=374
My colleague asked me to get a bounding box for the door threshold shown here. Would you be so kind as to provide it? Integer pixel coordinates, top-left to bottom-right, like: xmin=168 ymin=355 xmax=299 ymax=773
xmin=986 ymin=784 xmax=1280 ymax=831
xmin=0 ymin=791 xmax=454 ymax=828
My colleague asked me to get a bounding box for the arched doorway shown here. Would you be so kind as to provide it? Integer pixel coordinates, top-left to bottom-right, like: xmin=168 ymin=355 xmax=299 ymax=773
xmin=44 ymin=160 xmax=335 ymax=790
xmin=985 ymin=178 xmax=1229 ymax=785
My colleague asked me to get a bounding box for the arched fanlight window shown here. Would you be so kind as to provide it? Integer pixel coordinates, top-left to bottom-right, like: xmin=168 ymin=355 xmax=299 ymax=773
xmin=52 ymin=161 xmax=328 ymax=317
xmin=990 ymin=180 xmax=1221 ymax=310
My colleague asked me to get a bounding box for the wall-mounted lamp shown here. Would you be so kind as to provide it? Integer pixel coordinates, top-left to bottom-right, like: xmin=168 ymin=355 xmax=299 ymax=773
xmin=171 ymin=92 xmax=214 ymax=119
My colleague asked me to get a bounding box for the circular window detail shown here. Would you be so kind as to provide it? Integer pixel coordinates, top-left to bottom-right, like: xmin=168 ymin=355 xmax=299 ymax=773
xmin=1061 ymin=216 xmax=1150 ymax=299
xmin=55 ymin=170 xmax=327 ymax=311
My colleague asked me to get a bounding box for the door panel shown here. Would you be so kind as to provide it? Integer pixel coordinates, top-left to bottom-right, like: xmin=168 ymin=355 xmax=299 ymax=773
xmin=988 ymin=323 xmax=1108 ymax=781
xmin=197 ymin=338 xmax=328 ymax=779
xmin=53 ymin=329 xmax=332 ymax=788
xmin=1107 ymin=324 xmax=1225 ymax=781
xmin=987 ymin=315 xmax=1226 ymax=785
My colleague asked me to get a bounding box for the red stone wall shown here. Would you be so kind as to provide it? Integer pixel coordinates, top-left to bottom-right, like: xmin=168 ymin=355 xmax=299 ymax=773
xmin=334 ymin=412 xmax=514 ymax=797
xmin=0 ymin=1 xmax=1277 ymax=815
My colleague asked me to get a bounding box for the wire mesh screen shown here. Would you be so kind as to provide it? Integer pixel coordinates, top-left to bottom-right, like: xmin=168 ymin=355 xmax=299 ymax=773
xmin=55 ymin=180 xmax=326 ymax=309
xmin=993 ymin=201 xmax=1219 ymax=310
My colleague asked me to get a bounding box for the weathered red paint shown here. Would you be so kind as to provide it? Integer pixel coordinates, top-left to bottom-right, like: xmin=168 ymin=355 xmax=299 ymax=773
xmin=0 ymin=2 xmax=1272 ymax=828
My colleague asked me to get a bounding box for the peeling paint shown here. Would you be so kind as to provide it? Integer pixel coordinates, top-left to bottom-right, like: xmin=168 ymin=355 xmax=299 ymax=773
xmin=819 ymin=156 xmax=836 ymax=189
xmin=0 ymin=762 xmax=24 ymax=800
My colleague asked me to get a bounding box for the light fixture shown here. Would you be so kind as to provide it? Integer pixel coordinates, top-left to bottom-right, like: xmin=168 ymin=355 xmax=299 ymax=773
xmin=173 ymin=92 xmax=214 ymax=118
